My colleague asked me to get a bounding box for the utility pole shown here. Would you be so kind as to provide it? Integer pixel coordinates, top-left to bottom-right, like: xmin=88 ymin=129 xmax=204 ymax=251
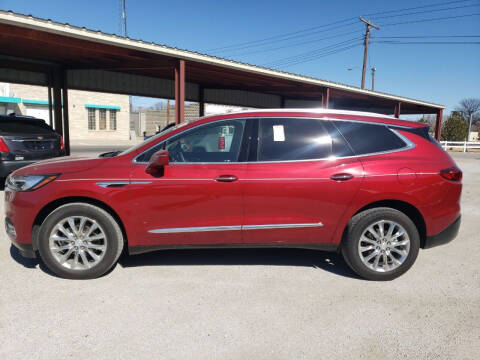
xmin=467 ymin=113 xmax=473 ymax=143
xmin=360 ymin=17 xmax=379 ymax=89
xmin=371 ymin=67 xmax=376 ymax=91
xmin=122 ymin=0 xmax=127 ymax=37
xmin=166 ymin=99 xmax=170 ymax=124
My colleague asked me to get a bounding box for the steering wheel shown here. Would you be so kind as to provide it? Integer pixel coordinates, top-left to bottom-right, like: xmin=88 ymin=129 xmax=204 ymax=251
xmin=170 ymin=142 xmax=186 ymax=162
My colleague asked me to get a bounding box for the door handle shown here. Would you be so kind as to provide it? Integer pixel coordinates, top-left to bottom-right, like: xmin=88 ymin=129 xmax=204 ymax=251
xmin=215 ymin=175 xmax=238 ymax=182
xmin=330 ymin=173 xmax=353 ymax=181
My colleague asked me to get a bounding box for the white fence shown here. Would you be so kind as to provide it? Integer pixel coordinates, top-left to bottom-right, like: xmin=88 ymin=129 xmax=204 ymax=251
xmin=440 ymin=141 xmax=480 ymax=152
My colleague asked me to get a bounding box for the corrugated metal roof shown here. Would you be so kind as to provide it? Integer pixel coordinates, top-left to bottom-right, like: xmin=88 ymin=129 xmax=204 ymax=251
xmin=0 ymin=10 xmax=444 ymax=109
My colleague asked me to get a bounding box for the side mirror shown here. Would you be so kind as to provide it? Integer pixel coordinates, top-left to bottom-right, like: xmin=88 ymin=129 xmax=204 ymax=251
xmin=146 ymin=150 xmax=169 ymax=175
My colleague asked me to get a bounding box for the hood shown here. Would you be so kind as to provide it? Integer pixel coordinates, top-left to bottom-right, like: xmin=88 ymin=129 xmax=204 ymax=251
xmin=12 ymin=156 xmax=108 ymax=176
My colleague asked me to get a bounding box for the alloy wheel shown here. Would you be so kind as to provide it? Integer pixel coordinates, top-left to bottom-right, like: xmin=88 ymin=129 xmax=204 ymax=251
xmin=358 ymin=220 xmax=410 ymax=273
xmin=48 ymin=216 xmax=107 ymax=270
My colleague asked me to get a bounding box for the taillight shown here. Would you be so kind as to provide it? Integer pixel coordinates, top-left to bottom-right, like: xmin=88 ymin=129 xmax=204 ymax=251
xmin=0 ymin=137 xmax=10 ymax=153
xmin=60 ymin=136 xmax=65 ymax=151
xmin=440 ymin=167 xmax=462 ymax=181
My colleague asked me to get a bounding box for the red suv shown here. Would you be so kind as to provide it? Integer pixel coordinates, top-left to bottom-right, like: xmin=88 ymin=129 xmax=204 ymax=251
xmin=5 ymin=110 xmax=462 ymax=280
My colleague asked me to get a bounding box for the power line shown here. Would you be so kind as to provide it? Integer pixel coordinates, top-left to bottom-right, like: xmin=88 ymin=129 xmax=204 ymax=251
xmin=206 ymin=0 xmax=477 ymax=53
xmin=362 ymin=0 xmax=477 ymax=17
xmin=269 ymin=44 xmax=363 ymax=68
xmin=263 ymin=37 xmax=362 ymax=66
xmin=264 ymin=38 xmax=363 ymax=67
xmin=380 ymin=12 xmax=480 ymax=26
xmin=368 ymin=2 xmax=480 ymax=20
xmin=222 ymin=28 xmax=363 ymax=57
xmin=373 ymin=35 xmax=480 ymax=38
xmin=211 ymin=20 xmax=359 ymax=54
xmin=260 ymin=11 xmax=480 ymax=70
xmin=372 ymin=41 xmax=480 ymax=44
xmin=206 ymin=18 xmax=357 ymax=52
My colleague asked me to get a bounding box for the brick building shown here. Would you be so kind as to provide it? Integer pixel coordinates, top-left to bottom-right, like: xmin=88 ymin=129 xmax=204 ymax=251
xmin=0 ymin=83 xmax=131 ymax=143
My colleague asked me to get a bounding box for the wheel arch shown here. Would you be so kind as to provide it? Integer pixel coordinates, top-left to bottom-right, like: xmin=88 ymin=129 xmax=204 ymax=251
xmin=31 ymin=196 xmax=128 ymax=251
xmin=344 ymin=199 xmax=427 ymax=248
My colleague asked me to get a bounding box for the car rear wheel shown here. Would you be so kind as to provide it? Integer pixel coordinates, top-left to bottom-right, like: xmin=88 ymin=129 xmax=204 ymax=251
xmin=342 ymin=207 xmax=420 ymax=281
xmin=38 ymin=203 xmax=124 ymax=279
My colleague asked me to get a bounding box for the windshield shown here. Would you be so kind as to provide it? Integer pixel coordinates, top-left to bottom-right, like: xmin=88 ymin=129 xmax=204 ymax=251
xmin=118 ymin=120 xmax=194 ymax=157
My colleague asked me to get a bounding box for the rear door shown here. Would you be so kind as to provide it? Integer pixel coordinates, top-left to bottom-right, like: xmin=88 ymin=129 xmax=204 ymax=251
xmin=242 ymin=117 xmax=364 ymax=245
xmin=0 ymin=119 xmax=62 ymax=160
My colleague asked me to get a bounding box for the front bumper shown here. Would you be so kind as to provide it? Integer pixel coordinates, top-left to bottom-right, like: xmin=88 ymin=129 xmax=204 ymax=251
xmin=5 ymin=216 xmax=36 ymax=258
xmin=424 ymin=215 xmax=461 ymax=249
xmin=10 ymin=239 xmax=36 ymax=258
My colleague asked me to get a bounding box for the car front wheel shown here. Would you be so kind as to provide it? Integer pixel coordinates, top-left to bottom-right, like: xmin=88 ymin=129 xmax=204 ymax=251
xmin=38 ymin=203 xmax=124 ymax=279
xmin=342 ymin=207 xmax=420 ymax=281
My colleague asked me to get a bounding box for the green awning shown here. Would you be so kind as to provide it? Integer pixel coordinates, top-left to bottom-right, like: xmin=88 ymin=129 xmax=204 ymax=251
xmin=0 ymin=96 xmax=21 ymax=104
xmin=22 ymin=99 xmax=50 ymax=105
xmin=85 ymin=104 xmax=121 ymax=110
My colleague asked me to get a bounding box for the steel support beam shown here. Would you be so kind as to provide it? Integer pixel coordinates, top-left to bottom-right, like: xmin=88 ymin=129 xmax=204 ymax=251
xmin=394 ymin=102 xmax=401 ymax=118
xmin=52 ymin=70 xmax=63 ymax=136
xmin=47 ymin=71 xmax=53 ymax=127
xmin=174 ymin=59 xmax=185 ymax=124
xmin=435 ymin=109 xmax=443 ymax=140
xmin=199 ymin=85 xmax=205 ymax=117
xmin=322 ymin=88 xmax=330 ymax=108
xmin=62 ymin=69 xmax=70 ymax=155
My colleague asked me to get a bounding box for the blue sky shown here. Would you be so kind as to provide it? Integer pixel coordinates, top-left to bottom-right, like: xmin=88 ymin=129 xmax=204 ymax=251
xmin=1 ymin=0 xmax=479 ymax=113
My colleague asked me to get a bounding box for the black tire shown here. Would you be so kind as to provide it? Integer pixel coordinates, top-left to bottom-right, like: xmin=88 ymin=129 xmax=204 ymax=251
xmin=341 ymin=207 xmax=420 ymax=281
xmin=38 ymin=203 xmax=124 ymax=279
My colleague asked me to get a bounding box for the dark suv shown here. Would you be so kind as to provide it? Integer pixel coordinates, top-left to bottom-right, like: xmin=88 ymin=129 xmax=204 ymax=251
xmin=0 ymin=114 xmax=65 ymax=177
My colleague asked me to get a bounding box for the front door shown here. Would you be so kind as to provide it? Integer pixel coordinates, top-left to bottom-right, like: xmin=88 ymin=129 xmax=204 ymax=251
xmin=243 ymin=117 xmax=364 ymax=245
xmin=129 ymin=118 xmax=249 ymax=246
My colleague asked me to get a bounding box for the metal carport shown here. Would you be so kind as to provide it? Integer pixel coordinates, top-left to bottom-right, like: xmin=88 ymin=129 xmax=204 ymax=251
xmin=0 ymin=10 xmax=445 ymax=155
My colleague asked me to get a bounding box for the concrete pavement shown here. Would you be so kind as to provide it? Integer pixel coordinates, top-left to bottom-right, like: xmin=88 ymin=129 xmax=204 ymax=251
xmin=0 ymin=152 xmax=479 ymax=359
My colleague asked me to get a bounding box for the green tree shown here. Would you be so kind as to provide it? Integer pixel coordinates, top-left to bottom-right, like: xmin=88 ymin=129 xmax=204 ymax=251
xmin=441 ymin=112 xmax=468 ymax=141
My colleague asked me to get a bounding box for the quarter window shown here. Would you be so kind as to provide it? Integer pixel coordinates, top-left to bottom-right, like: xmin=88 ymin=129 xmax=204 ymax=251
xmin=333 ymin=121 xmax=407 ymax=155
xmin=87 ymin=108 xmax=96 ymax=130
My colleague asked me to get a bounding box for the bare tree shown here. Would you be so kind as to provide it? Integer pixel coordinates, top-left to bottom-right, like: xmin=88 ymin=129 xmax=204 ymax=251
xmin=456 ymin=98 xmax=480 ymax=118
xmin=456 ymin=98 xmax=480 ymax=140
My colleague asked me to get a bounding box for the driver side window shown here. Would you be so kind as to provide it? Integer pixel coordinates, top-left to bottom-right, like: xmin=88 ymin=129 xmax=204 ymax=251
xmin=137 ymin=119 xmax=246 ymax=163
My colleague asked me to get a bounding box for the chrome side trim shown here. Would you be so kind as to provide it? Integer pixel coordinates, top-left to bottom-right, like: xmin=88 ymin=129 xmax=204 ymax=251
xmin=243 ymin=222 xmax=323 ymax=230
xmin=96 ymin=181 xmax=129 ymax=188
xmin=96 ymin=180 xmax=152 ymax=188
xmin=149 ymin=225 xmax=242 ymax=234
xmin=131 ymin=181 xmax=152 ymax=184
xmin=149 ymin=222 xmax=323 ymax=234
xmin=10 ymin=139 xmax=56 ymax=142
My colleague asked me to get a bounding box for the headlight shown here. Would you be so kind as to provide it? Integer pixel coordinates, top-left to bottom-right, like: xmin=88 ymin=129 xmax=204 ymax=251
xmin=6 ymin=174 xmax=59 ymax=191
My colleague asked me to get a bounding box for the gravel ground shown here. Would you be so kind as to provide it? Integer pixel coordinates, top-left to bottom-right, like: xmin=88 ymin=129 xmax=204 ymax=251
xmin=0 ymin=152 xmax=479 ymax=360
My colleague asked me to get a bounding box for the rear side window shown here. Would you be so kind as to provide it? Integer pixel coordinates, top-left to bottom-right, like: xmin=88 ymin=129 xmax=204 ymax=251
xmin=0 ymin=119 xmax=53 ymax=134
xmin=257 ymin=118 xmax=353 ymax=161
xmin=333 ymin=121 xmax=407 ymax=155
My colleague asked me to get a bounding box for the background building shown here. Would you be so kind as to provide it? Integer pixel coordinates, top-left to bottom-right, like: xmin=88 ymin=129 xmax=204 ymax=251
xmin=131 ymin=103 xmax=252 ymax=137
xmin=0 ymin=82 xmax=131 ymax=144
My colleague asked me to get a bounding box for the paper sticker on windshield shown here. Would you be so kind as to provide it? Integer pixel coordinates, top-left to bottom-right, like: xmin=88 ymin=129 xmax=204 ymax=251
xmin=273 ymin=125 xmax=285 ymax=142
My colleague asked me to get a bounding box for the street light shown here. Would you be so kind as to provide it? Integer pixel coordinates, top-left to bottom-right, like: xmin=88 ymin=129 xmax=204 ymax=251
xmin=348 ymin=66 xmax=377 ymax=91
xmin=371 ymin=67 xmax=376 ymax=91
